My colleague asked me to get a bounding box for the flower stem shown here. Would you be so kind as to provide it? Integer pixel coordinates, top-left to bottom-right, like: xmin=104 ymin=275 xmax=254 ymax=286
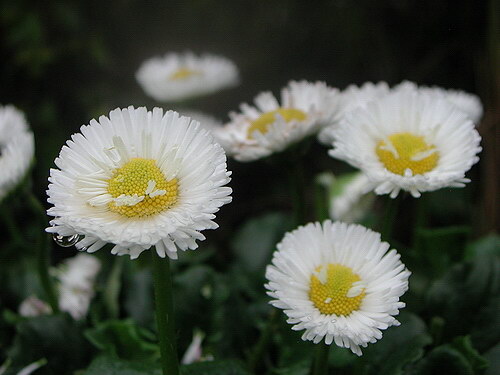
xmin=26 ymin=192 xmax=59 ymax=314
xmin=289 ymin=158 xmax=306 ymax=227
xmin=247 ymin=310 xmax=277 ymax=373
xmin=0 ymin=203 xmax=23 ymax=247
xmin=104 ymin=255 xmax=125 ymax=319
xmin=151 ymin=250 xmax=179 ymax=375
xmin=381 ymin=196 xmax=400 ymax=241
xmin=311 ymin=344 xmax=330 ymax=375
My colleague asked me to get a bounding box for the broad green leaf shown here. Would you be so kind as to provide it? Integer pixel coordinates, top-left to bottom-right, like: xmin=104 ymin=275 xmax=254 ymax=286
xmin=82 ymin=355 xmax=161 ymax=375
xmin=414 ymin=226 xmax=470 ymax=276
xmin=465 ymin=234 xmax=500 ymax=259
xmin=360 ymin=312 xmax=432 ymax=375
xmin=5 ymin=314 xmax=90 ymax=375
xmin=409 ymin=336 xmax=488 ymax=375
xmin=84 ymin=319 xmax=159 ymax=362
xmin=426 ymin=251 xmax=500 ymax=352
xmin=181 ymin=359 xmax=251 ymax=375
xmin=231 ymin=212 xmax=291 ymax=274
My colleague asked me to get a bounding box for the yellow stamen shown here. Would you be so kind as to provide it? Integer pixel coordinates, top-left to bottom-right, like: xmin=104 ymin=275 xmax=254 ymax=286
xmin=247 ymin=108 xmax=307 ymax=139
xmin=107 ymin=158 xmax=178 ymax=218
xmin=169 ymin=68 xmax=201 ymax=80
xmin=309 ymin=264 xmax=365 ymax=316
xmin=376 ymin=132 xmax=439 ymax=175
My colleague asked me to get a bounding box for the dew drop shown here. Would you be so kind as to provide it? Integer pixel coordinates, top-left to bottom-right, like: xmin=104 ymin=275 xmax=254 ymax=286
xmin=330 ymin=319 xmax=337 ymax=323
xmin=52 ymin=233 xmax=81 ymax=247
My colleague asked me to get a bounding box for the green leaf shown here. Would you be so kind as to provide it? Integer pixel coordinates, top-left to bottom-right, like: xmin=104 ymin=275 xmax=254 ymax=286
xmin=5 ymin=314 xmax=90 ymax=375
xmin=231 ymin=212 xmax=291 ymax=274
xmin=414 ymin=226 xmax=470 ymax=276
xmin=426 ymin=251 xmax=500 ymax=352
xmin=84 ymin=320 xmax=159 ymax=362
xmin=181 ymin=359 xmax=251 ymax=375
xmin=409 ymin=336 xmax=488 ymax=375
xmin=82 ymin=355 xmax=161 ymax=375
xmin=360 ymin=312 xmax=432 ymax=375
xmin=465 ymin=234 xmax=500 ymax=259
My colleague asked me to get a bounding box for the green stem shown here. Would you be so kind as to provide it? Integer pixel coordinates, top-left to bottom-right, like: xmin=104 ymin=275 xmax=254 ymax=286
xmin=289 ymin=159 xmax=306 ymax=227
xmin=151 ymin=250 xmax=179 ymax=375
xmin=381 ymin=196 xmax=400 ymax=241
xmin=26 ymin=192 xmax=59 ymax=314
xmin=0 ymin=203 xmax=23 ymax=247
xmin=314 ymin=179 xmax=330 ymax=222
xmin=311 ymin=344 xmax=330 ymax=375
xmin=247 ymin=310 xmax=277 ymax=373
xmin=104 ymin=256 xmax=125 ymax=319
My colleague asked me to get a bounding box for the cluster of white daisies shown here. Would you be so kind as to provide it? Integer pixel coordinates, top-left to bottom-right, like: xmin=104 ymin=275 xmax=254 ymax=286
xmin=2 ymin=51 xmax=483 ymax=357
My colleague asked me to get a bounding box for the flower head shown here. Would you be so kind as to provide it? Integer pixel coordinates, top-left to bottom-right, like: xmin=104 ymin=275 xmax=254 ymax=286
xmin=47 ymin=107 xmax=232 ymax=259
xmin=0 ymin=105 xmax=35 ymax=201
xmin=265 ymin=221 xmax=410 ymax=355
xmin=216 ymin=80 xmax=340 ymax=162
xmin=329 ymin=87 xmax=481 ymax=197
xmin=56 ymin=254 xmax=101 ymax=319
xmin=136 ymin=52 xmax=239 ymax=102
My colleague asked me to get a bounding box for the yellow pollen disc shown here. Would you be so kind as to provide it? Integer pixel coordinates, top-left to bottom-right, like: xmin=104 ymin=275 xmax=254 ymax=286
xmin=375 ymin=132 xmax=439 ymax=175
xmin=309 ymin=264 xmax=365 ymax=316
xmin=107 ymin=158 xmax=178 ymax=218
xmin=169 ymin=67 xmax=201 ymax=80
xmin=247 ymin=108 xmax=307 ymax=139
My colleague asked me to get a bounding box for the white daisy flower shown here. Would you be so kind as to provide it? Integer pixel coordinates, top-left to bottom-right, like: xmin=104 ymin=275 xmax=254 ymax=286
xmin=318 ymin=82 xmax=390 ymax=145
xmin=329 ymin=88 xmax=482 ymax=198
xmin=265 ymin=221 xmax=410 ymax=356
xmin=46 ymin=107 xmax=232 ymax=259
xmin=321 ymin=172 xmax=375 ymax=223
xmin=394 ymin=81 xmax=483 ymax=124
xmin=0 ymin=105 xmax=35 ymax=201
xmin=136 ymin=52 xmax=239 ymax=102
xmin=216 ymin=80 xmax=340 ymax=162
xmin=56 ymin=253 xmax=101 ymax=320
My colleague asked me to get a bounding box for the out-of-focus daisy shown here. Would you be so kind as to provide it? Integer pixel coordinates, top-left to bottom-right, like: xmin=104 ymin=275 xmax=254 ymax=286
xmin=265 ymin=221 xmax=410 ymax=356
xmin=0 ymin=105 xmax=35 ymax=201
xmin=136 ymin=52 xmax=239 ymax=102
xmin=18 ymin=296 xmax=51 ymax=317
xmin=395 ymin=81 xmax=483 ymax=124
xmin=319 ymin=82 xmax=390 ymax=145
xmin=46 ymin=107 xmax=232 ymax=259
xmin=318 ymin=172 xmax=375 ymax=223
xmin=19 ymin=254 xmax=101 ymax=320
xmin=329 ymin=88 xmax=482 ymax=198
xmin=217 ymin=80 xmax=340 ymax=162
xmin=181 ymin=330 xmax=213 ymax=364
xmin=56 ymin=254 xmax=101 ymax=320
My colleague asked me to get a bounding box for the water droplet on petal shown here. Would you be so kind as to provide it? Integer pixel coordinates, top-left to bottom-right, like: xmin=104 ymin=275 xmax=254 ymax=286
xmin=52 ymin=233 xmax=81 ymax=247
xmin=330 ymin=319 xmax=337 ymax=323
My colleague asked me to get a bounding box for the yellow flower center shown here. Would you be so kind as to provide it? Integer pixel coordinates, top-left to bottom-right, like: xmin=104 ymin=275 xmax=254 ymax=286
xmin=375 ymin=132 xmax=439 ymax=175
xmin=309 ymin=264 xmax=365 ymax=316
xmin=107 ymin=158 xmax=178 ymax=218
xmin=247 ymin=108 xmax=307 ymax=139
xmin=169 ymin=67 xmax=201 ymax=81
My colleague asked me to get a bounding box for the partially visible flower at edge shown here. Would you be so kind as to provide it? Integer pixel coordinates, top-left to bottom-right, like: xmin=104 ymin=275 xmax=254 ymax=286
xmin=0 ymin=105 xmax=35 ymax=202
